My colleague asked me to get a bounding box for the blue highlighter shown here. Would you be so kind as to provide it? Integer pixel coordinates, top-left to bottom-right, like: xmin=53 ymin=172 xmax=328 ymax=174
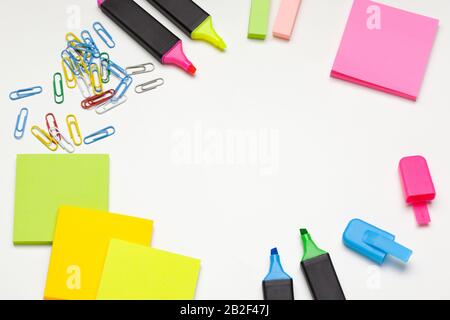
xmin=262 ymin=248 xmax=294 ymax=300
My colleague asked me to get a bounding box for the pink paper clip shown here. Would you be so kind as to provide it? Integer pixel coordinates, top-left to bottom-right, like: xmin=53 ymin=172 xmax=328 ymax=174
xmin=399 ymin=156 xmax=436 ymax=226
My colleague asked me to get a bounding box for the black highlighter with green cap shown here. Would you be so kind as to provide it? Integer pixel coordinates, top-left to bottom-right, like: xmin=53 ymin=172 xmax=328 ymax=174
xmin=300 ymin=229 xmax=346 ymax=300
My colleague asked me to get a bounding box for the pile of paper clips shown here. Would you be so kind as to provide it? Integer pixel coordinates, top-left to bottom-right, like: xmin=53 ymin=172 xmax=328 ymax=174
xmin=11 ymin=21 xmax=165 ymax=152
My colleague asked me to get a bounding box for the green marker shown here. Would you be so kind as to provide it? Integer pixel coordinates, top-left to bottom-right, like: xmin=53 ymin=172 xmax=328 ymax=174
xmin=300 ymin=229 xmax=346 ymax=300
xmin=248 ymin=0 xmax=271 ymax=40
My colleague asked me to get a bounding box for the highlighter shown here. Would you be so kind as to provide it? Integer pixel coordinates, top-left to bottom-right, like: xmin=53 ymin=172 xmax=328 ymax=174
xmin=262 ymin=248 xmax=294 ymax=300
xmin=146 ymin=0 xmax=226 ymax=51
xmin=98 ymin=0 xmax=196 ymax=75
xmin=300 ymin=229 xmax=345 ymax=300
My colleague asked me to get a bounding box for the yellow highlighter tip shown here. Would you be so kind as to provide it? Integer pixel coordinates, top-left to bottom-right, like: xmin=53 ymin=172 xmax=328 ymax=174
xmin=192 ymin=16 xmax=227 ymax=51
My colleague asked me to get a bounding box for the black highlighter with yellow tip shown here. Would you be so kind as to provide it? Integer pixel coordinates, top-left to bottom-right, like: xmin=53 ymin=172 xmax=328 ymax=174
xmin=300 ymin=229 xmax=346 ymax=300
xmin=146 ymin=0 xmax=226 ymax=51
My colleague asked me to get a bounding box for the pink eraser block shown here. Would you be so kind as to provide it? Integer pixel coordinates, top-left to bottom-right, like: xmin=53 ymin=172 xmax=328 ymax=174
xmin=331 ymin=0 xmax=439 ymax=101
xmin=399 ymin=156 xmax=436 ymax=225
xmin=273 ymin=0 xmax=302 ymax=40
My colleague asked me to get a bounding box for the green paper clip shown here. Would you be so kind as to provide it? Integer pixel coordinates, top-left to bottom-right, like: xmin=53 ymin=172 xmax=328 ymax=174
xmin=53 ymin=72 xmax=64 ymax=104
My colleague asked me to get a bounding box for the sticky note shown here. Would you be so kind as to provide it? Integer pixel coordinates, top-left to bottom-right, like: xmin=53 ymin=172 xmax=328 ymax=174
xmin=14 ymin=154 xmax=110 ymax=245
xmin=97 ymin=240 xmax=201 ymax=300
xmin=273 ymin=0 xmax=302 ymax=40
xmin=331 ymin=0 xmax=438 ymax=101
xmin=44 ymin=206 xmax=153 ymax=300
xmin=248 ymin=0 xmax=271 ymax=40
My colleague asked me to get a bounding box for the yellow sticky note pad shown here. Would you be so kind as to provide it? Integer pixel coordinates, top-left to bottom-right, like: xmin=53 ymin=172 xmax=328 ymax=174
xmin=97 ymin=240 xmax=201 ymax=300
xmin=44 ymin=207 xmax=153 ymax=300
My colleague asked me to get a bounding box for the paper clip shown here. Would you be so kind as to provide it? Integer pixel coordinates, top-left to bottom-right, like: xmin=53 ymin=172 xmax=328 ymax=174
xmin=100 ymin=52 xmax=111 ymax=84
xmin=81 ymin=30 xmax=100 ymax=58
xmin=61 ymin=59 xmax=77 ymax=89
xmin=53 ymin=72 xmax=64 ymax=104
xmin=14 ymin=108 xmax=29 ymax=140
xmin=65 ymin=32 xmax=82 ymax=44
xmin=31 ymin=126 xmax=58 ymax=151
xmin=81 ymin=89 xmax=115 ymax=110
xmin=96 ymin=95 xmax=128 ymax=115
xmin=66 ymin=115 xmax=83 ymax=146
xmin=135 ymin=78 xmax=165 ymax=94
xmin=76 ymin=74 xmax=92 ymax=98
xmin=9 ymin=86 xmax=43 ymax=101
xmin=45 ymin=113 xmax=61 ymax=139
xmin=113 ymin=76 xmax=132 ymax=102
xmin=49 ymin=127 xmax=75 ymax=154
xmin=126 ymin=63 xmax=155 ymax=75
xmin=107 ymin=60 xmax=128 ymax=79
xmin=62 ymin=50 xmax=80 ymax=76
xmin=93 ymin=21 xmax=116 ymax=49
xmin=90 ymin=63 xmax=103 ymax=94
xmin=84 ymin=126 xmax=116 ymax=145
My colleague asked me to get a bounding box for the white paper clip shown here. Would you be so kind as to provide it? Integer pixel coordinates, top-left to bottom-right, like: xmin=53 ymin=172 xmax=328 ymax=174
xmin=76 ymin=75 xmax=92 ymax=98
xmin=135 ymin=78 xmax=164 ymax=94
xmin=126 ymin=63 xmax=155 ymax=75
xmin=49 ymin=127 xmax=75 ymax=153
xmin=96 ymin=95 xmax=128 ymax=115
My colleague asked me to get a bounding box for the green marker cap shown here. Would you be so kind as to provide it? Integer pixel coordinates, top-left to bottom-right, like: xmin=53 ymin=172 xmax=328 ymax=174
xmin=300 ymin=229 xmax=327 ymax=261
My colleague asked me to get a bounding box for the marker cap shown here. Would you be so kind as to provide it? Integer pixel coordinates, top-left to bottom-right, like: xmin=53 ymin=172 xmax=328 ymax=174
xmin=343 ymin=219 xmax=413 ymax=265
xmin=399 ymin=156 xmax=436 ymax=225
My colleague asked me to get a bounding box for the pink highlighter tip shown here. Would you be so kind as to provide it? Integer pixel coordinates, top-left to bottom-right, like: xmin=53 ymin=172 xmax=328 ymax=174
xmin=187 ymin=65 xmax=197 ymax=75
xmin=162 ymin=41 xmax=196 ymax=75
xmin=97 ymin=0 xmax=105 ymax=7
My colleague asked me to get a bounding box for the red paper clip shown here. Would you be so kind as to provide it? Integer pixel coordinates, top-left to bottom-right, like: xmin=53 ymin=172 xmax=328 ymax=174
xmin=81 ymin=89 xmax=115 ymax=110
xmin=45 ymin=113 xmax=61 ymax=139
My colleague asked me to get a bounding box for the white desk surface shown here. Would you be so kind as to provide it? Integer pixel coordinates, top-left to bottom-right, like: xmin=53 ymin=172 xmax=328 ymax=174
xmin=1 ymin=0 xmax=450 ymax=300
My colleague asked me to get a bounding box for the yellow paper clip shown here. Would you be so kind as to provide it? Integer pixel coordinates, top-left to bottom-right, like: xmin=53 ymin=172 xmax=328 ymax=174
xmin=65 ymin=32 xmax=82 ymax=44
xmin=90 ymin=63 xmax=103 ymax=94
xmin=31 ymin=126 xmax=59 ymax=152
xmin=66 ymin=115 xmax=83 ymax=146
xmin=62 ymin=59 xmax=77 ymax=89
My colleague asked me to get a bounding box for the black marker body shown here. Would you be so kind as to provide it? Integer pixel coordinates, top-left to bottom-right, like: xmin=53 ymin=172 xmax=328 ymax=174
xmin=100 ymin=0 xmax=179 ymax=61
xmin=147 ymin=0 xmax=209 ymax=36
xmin=262 ymin=279 xmax=294 ymax=300
xmin=301 ymin=253 xmax=346 ymax=300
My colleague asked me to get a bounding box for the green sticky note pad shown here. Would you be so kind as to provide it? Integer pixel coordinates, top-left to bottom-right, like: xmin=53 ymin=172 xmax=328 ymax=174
xmin=248 ymin=0 xmax=271 ymax=40
xmin=14 ymin=154 xmax=110 ymax=245
xmin=97 ymin=240 xmax=201 ymax=300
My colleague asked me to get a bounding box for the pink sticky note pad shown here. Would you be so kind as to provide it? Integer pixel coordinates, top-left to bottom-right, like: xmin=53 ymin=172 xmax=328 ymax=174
xmin=331 ymin=0 xmax=439 ymax=101
xmin=399 ymin=156 xmax=436 ymax=226
xmin=273 ymin=0 xmax=302 ymax=40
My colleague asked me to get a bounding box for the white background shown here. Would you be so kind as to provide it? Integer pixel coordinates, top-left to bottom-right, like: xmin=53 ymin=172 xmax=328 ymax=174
xmin=1 ymin=0 xmax=450 ymax=300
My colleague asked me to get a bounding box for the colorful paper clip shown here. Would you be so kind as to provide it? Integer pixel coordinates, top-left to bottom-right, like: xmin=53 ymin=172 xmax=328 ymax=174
xmin=84 ymin=126 xmax=116 ymax=145
xmin=76 ymin=74 xmax=92 ymax=98
xmin=90 ymin=63 xmax=104 ymax=94
xmin=62 ymin=50 xmax=81 ymax=76
xmin=45 ymin=113 xmax=61 ymax=139
xmin=126 ymin=62 xmax=155 ymax=75
xmin=66 ymin=115 xmax=83 ymax=146
xmin=61 ymin=59 xmax=77 ymax=89
xmin=65 ymin=32 xmax=82 ymax=44
xmin=96 ymin=95 xmax=128 ymax=115
xmin=107 ymin=61 xmax=128 ymax=79
xmin=100 ymin=52 xmax=111 ymax=84
xmin=93 ymin=21 xmax=116 ymax=49
xmin=81 ymin=30 xmax=100 ymax=58
xmin=113 ymin=76 xmax=132 ymax=102
xmin=14 ymin=108 xmax=29 ymax=140
xmin=81 ymin=89 xmax=115 ymax=110
xmin=135 ymin=78 xmax=165 ymax=94
xmin=31 ymin=126 xmax=58 ymax=151
xmin=53 ymin=72 xmax=64 ymax=104
xmin=9 ymin=86 xmax=43 ymax=101
xmin=49 ymin=127 xmax=75 ymax=154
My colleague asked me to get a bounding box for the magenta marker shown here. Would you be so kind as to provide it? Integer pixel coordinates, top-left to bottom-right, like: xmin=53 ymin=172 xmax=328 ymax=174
xmin=98 ymin=0 xmax=196 ymax=75
xmin=399 ymin=156 xmax=436 ymax=226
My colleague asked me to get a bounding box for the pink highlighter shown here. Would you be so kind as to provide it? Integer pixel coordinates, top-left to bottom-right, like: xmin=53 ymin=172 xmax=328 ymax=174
xmin=399 ymin=156 xmax=436 ymax=226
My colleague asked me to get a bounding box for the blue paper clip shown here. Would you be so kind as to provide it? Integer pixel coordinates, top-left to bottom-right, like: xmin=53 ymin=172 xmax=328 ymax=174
xmin=93 ymin=21 xmax=116 ymax=49
xmin=81 ymin=30 xmax=100 ymax=58
xmin=113 ymin=76 xmax=133 ymax=102
xmin=62 ymin=50 xmax=81 ymax=76
xmin=14 ymin=108 xmax=29 ymax=139
xmin=107 ymin=60 xmax=128 ymax=79
xmin=9 ymin=86 xmax=43 ymax=101
xmin=83 ymin=126 xmax=116 ymax=145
